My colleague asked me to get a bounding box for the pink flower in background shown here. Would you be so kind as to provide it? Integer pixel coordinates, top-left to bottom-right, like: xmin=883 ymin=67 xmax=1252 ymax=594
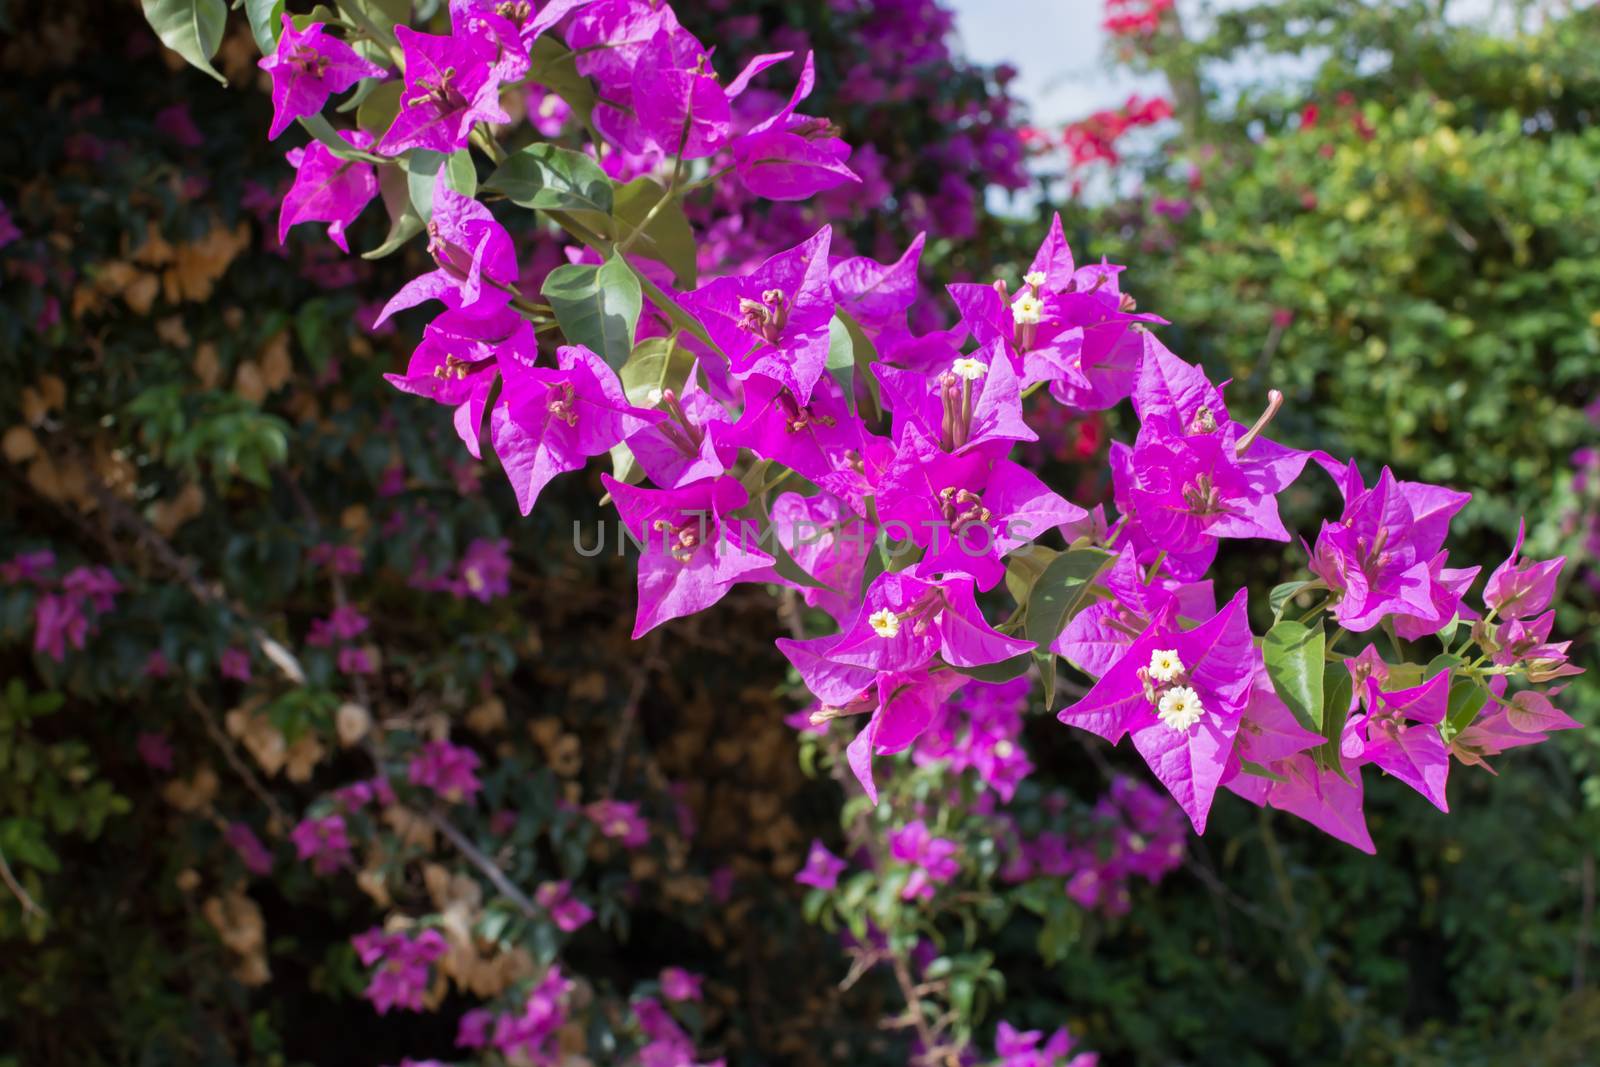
xmin=290 ymin=814 xmax=351 ymax=875
xmin=454 ymin=537 xmax=512 ymax=602
xmin=221 ymin=647 xmax=252 ymax=682
xmin=795 ymin=839 xmax=848 ymax=889
xmin=535 ymin=880 xmax=595 ymax=933
xmin=407 ymin=740 xmax=482 ymax=803
xmin=586 ymin=799 xmax=651 ymax=848
xmin=889 ymin=820 xmax=960 ymax=901
xmin=351 ymin=927 xmax=448 ymax=1014
xmin=225 ymin=822 xmax=275 ymax=875
xmin=660 ymin=966 xmax=704 ymax=1002
xmin=0 ymin=199 xmax=21 ymax=248
xmin=137 ymin=732 xmax=174 ymax=772
xmin=33 ymin=594 xmax=88 ymax=660
xmin=153 ymin=103 xmax=203 ymax=147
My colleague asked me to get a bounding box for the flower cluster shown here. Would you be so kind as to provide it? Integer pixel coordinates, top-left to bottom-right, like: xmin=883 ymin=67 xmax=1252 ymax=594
xmin=457 ymin=967 xmax=575 ymax=1063
xmin=1102 ymin=0 xmax=1173 ymax=38
xmin=352 ymin=926 xmax=450 ymax=1014
xmin=2 ymin=550 xmax=120 ymax=661
xmin=1058 ymin=95 xmax=1174 ymax=171
xmin=407 ymin=738 xmax=483 ymax=803
xmin=142 ymin=0 xmax=1587 ymax=1060
xmin=1000 ymin=777 xmax=1187 ymax=916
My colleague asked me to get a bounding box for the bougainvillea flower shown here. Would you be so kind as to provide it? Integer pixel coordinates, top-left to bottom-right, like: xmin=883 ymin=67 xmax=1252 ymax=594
xmin=1057 ymin=589 xmax=1253 ymax=832
xmin=1484 ymin=519 xmax=1564 ymax=619
xmin=385 ymin=305 xmax=535 ymax=456
xmin=376 ymin=182 xmax=518 ymax=325
xmin=566 ymin=0 xmax=683 ymax=90
xmin=1113 ymin=421 xmax=1295 ymax=566
xmin=684 ymin=227 xmax=834 ymax=401
xmin=259 ymin=15 xmax=388 ymax=140
xmin=830 ymin=233 xmax=924 ymax=330
xmin=601 ymin=474 xmax=775 ymax=637
xmin=1490 ymin=611 xmax=1580 ymax=680
xmin=777 ymin=570 xmax=1031 ymax=705
xmin=1308 ymin=461 xmax=1470 ymax=632
xmin=874 ymin=339 xmax=1036 ymax=457
xmin=585 ymin=799 xmax=651 ymax=847
xmin=1451 ymin=690 xmax=1581 ymax=770
xmin=492 ymin=345 xmax=660 ymax=513
xmin=1235 ymin=660 xmax=1325 ymax=766
xmin=1392 ymin=553 xmax=1480 ymax=640
xmin=535 ymin=880 xmax=595 ymax=933
xmin=795 ymin=839 xmax=848 ymax=889
xmin=33 ymin=594 xmax=88 ymax=661
xmin=770 ymin=490 xmax=874 ymax=624
xmin=408 ymin=739 xmax=483 ymax=803
xmin=378 ymin=25 xmax=510 ymax=155
xmin=449 ymin=0 xmax=587 ymax=80
xmin=887 ymin=819 xmax=961 ymax=900
xmin=1054 ymin=544 xmax=1215 ymax=678
xmin=730 ymin=52 xmax=859 ymax=201
xmin=722 ymin=371 xmax=864 ymax=482
xmin=632 ymin=29 xmax=762 ymax=158
xmin=625 ymin=365 xmax=736 ymax=489
xmin=995 ymin=1020 xmax=1086 ymax=1067
xmin=876 ymin=426 xmax=1084 ymax=591
xmin=278 ymin=130 xmax=380 ymax=252
xmin=1342 ymin=672 xmax=1451 ymax=811
xmin=843 ymin=668 xmax=971 ymax=804
xmin=1262 ymin=752 xmax=1374 ymax=854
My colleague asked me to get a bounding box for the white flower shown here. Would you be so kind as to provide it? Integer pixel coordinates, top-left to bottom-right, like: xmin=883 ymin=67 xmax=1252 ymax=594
xmin=869 ymin=609 xmax=902 ymax=638
xmin=645 ymin=386 xmax=664 ymax=406
xmin=1011 ymin=293 xmax=1043 ymax=325
xmin=1156 ymin=686 xmax=1204 ymax=731
xmin=950 ymin=357 xmax=987 ymax=381
xmin=1023 ymin=270 xmax=1047 ymax=288
xmin=1147 ymin=648 xmax=1185 ymax=683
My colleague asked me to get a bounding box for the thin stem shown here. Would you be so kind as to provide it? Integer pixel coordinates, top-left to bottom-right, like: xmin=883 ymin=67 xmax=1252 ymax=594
xmin=426 ymin=809 xmax=538 ymax=918
xmin=185 ymin=688 xmax=294 ymax=830
xmin=0 ymin=846 xmax=43 ymax=919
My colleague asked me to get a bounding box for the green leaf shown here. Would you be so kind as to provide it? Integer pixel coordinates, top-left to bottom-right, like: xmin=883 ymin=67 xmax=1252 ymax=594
xmin=528 ymin=36 xmax=596 ymax=126
xmin=612 ymin=178 xmax=697 ymax=287
xmin=244 ymin=0 xmax=285 ymax=53
xmin=836 ymin=309 xmax=882 ymax=424
xmin=486 ymin=143 xmax=614 ymax=215
xmin=355 ymin=80 xmax=403 ymax=137
xmin=141 ymin=0 xmax=228 ymax=85
xmin=1023 ymin=548 xmax=1113 ymax=649
xmin=364 ymin=163 xmax=424 ymax=259
xmin=826 ymin=316 xmax=855 ymax=405
xmin=447 ymin=149 xmax=478 ymax=197
xmin=952 ymin=655 xmax=1033 ymax=684
xmin=1003 ymin=546 xmax=1057 ymax=607
xmin=608 ymin=440 xmax=644 ymax=486
xmin=1315 ymin=663 xmax=1353 ymax=776
xmin=625 ymin=260 xmax=725 ymax=361
xmin=1262 ymin=619 xmax=1326 ymax=733
xmin=405 ymin=151 xmax=445 ymax=221
xmin=1023 ymin=547 xmax=1114 ymax=709
xmin=297 ymin=113 xmax=379 ymax=162
xmin=617 ymin=336 xmax=693 ymax=408
xmin=1444 ymin=676 xmax=1489 ymax=738
xmin=1269 ymin=579 xmax=1315 ymax=619
xmin=541 ymin=256 xmax=642 ymax=369
xmin=1239 ymin=760 xmax=1288 ymax=783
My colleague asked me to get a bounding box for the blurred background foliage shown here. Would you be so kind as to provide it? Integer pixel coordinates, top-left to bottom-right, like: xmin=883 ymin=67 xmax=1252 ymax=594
xmin=1 ymin=0 xmax=1598 ymax=1065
